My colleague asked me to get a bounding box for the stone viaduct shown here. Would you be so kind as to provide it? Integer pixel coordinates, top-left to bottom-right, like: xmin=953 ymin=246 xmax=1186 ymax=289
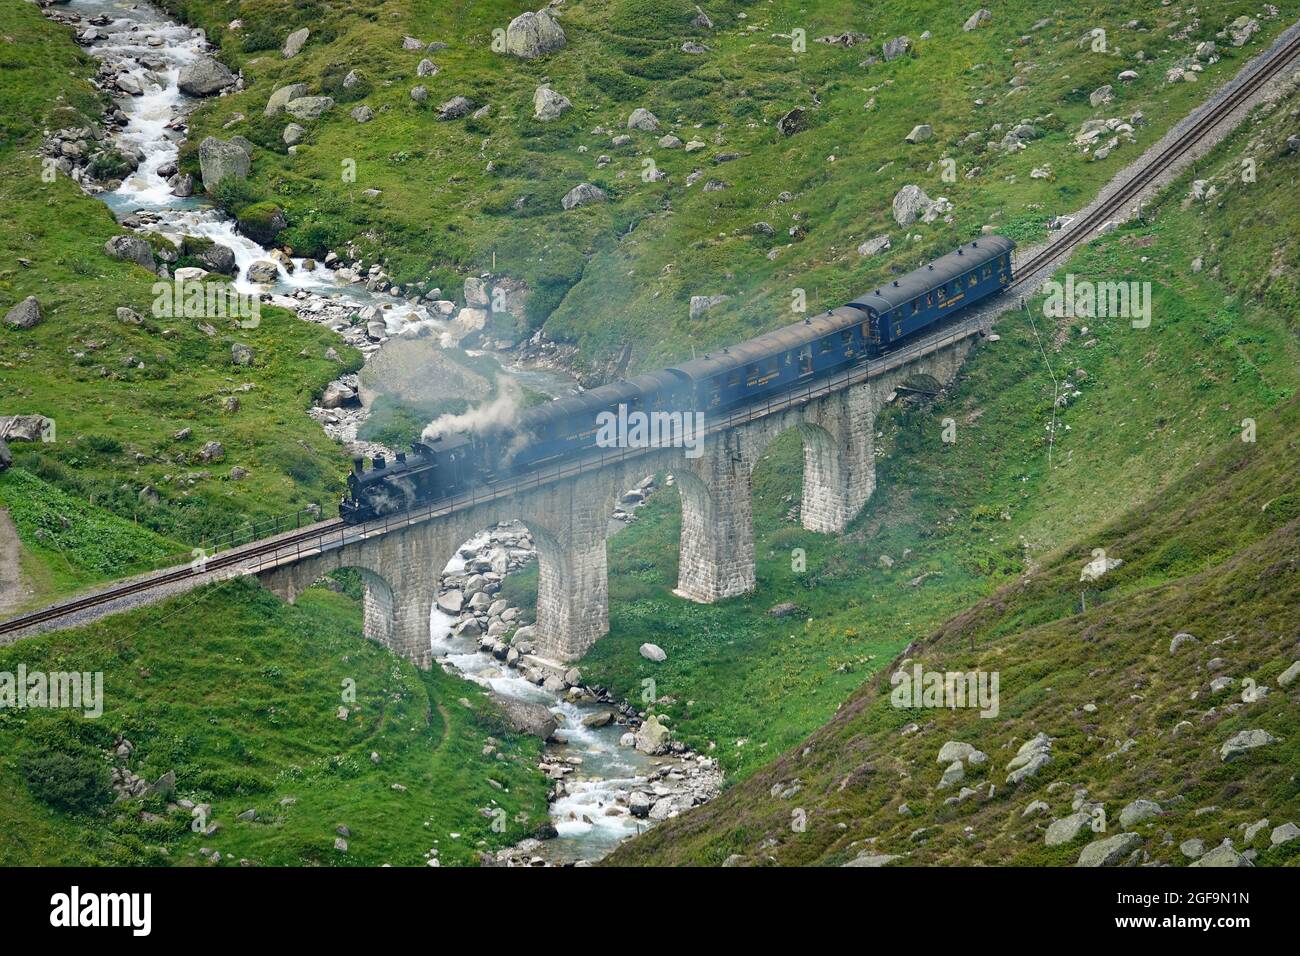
xmin=258 ymin=333 xmax=978 ymax=669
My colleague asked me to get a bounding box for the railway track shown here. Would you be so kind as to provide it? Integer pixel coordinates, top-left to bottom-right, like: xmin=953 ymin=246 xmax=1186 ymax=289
xmin=5 ymin=24 xmax=1298 ymax=641
xmin=1009 ymin=25 xmax=1300 ymax=286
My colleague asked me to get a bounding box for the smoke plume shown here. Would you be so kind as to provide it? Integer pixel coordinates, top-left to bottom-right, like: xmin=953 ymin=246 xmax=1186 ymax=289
xmin=421 ymin=376 xmax=523 ymax=441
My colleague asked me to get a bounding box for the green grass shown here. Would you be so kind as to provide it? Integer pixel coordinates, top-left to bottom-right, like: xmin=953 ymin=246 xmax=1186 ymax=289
xmin=167 ymin=0 xmax=1298 ymax=376
xmin=0 ymin=576 xmax=550 ymax=866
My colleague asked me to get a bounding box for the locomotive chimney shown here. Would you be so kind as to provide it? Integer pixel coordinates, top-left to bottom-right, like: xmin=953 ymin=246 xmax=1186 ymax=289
xmin=374 ymin=455 xmax=386 ymax=469
xmin=352 ymin=456 xmax=363 ymax=475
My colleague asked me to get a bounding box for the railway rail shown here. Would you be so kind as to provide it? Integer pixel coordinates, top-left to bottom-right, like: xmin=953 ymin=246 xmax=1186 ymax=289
xmin=5 ymin=23 xmax=1299 ymax=641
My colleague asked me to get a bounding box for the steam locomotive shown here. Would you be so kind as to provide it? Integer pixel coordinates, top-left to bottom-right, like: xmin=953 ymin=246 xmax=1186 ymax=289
xmin=340 ymin=236 xmax=1015 ymax=522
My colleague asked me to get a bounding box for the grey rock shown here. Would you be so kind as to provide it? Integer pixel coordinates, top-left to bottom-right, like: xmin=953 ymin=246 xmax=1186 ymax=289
xmin=246 ymin=260 xmax=279 ymax=283
xmin=1045 ymin=812 xmax=1092 ymax=846
xmin=963 ymin=9 xmax=992 ymax=31
xmin=178 ymin=56 xmax=236 ymax=97
xmin=776 ymin=107 xmax=809 ymax=136
xmin=627 ymin=108 xmax=660 ymax=131
xmin=1119 ymin=799 xmax=1163 ymax=828
xmin=882 ymin=36 xmax=912 ymax=61
xmin=505 ymin=10 xmax=566 ymax=59
xmin=1190 ymin=843 xmax=1252 ymax=867
xmin=561 ymin=182 xmax=607 ymax=210
xmin=104 ymin=234 xmax=155 ymax=271
xmin=490 ymin=693 xmax=557 ymax=739
xmin=639 ymin=642 xmax=667 ymax=662
xmin=285 ymin=96 xmax=334 ymax=121
xmin=351 ymin=104 xmax=374 ymax=124
xmin=4 ymin=296 xmax=42 ymax=330
xmin=1170 ymin=632 xmax=1198 ymax=654
xmin=283 ymin=123 xmax=306 ymax=146
xmin=197 ymin=136 xmax=250 ymax=191
xmin=1076 ymin=832 xmax=1141 ymax=867
xmin=231 ymin=342 xmax=254 ymax=366
xmin=265 ymin=83 xmax=307 ymax=117
xmin=1219 ymin=729 xmax=1278 ymax=761
xmin=437 ymin=96 xmax=474 ymax=120
xmin=1270 ymin=822 xmax=1299 ymax=846
xmin=1180 ymin=838 xmax=1205 ymax=859
xmin=533 ymin=85 xmax=572 ymax=121
xmin=283 ymin=28 xmax=309 ymax=59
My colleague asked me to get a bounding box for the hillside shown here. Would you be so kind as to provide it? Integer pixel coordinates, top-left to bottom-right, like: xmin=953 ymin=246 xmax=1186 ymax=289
xmin=607 ymin=389 xmax=1300 ymax=865
xmin=0 ymin=575 xmax=549 ymax=866
xmin=168 ymin=0 xmax=1297 ymax=377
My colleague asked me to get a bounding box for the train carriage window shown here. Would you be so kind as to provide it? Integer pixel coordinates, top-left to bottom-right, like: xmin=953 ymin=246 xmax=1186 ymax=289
xmin=798 ymin=345 xmax=813 ymax=374
xmin=982 ymin=265 xmax=992 ymax=278
xmin=926 ymin=293 xmax=934 ymax=306
xmin=968 ymin=272 xmax=979 ymax=287
xmin=727 ymin=370 xmax=740 ymax=387
xmin=747 ymin=364 xmax=759 ymax=382
xmin=766 ymin=357 xmax=780 ymax=376
xmin=912 ymin=300 xmax=920 ymax=315
xmin=785 ymin=351 xmax=793 ymax=366
xmin=819 ymin=336 xmax=833 ymax=353
xmin=840 ymin=329 xmax=852 ymax=345
xmin=936 ymin=287 xmax=946 ymax=301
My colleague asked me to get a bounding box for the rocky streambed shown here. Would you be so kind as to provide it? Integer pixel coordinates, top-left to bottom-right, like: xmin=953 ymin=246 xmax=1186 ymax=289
xmin=429 ymin=479 xmax=722 ymax=866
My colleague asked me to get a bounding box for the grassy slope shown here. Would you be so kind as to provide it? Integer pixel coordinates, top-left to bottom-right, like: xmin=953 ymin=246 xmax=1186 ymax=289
xmin=573 ymin=74 xmax=1300 ymax=781
xmin=0 ymin=0 xmax=362 ymax=605
xmin=171 ymin=0 xmax=1297 ymax=374
xmin=608 ymin=390 xmax=1300 ymax=866
xmin=0 ymin=577 xmax=549 ymax=866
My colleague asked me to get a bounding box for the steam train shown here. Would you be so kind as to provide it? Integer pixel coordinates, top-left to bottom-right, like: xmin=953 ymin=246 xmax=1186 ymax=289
xmin=340 ymin=236 xmax=1015 ymax=522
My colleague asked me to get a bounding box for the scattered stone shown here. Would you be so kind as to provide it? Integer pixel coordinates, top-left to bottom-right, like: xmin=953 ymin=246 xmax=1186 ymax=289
xmin=1077 ymin=832 xmax=1141 ymax=867
xmin=561 ymin=182 xmax=607 ymax=210
xmin=178 ymin=56 xmax=236 ymax=97
xmin=776 ymin=107 xmax=809 ymax=137
xmin=627 ymin=108 xmax=660 ymax=131
xmin=104 ymin=235 xmax=155 ymax=271
xmin=533 ymin=85 xmax=572 ymax=121
xmin=4 ymin=296 xmax=42 ymax=330
xmin=283 ymin=28 xmax=309 ymax=59
xmin=1119 ymin=799 xmax=1162 ymax=828
xmin=905 ymin=123 xmax=932 ymax=143
xmin=1219 ymin=729 xmax=1277 ymax=761
xmin=963 ymin=9 xmax=992 ymax=32
xmin=1190 ymin=843 xmax=1252 ymax=867
xmin=505 ymin=9 xmax=566 ymax=59
xmin=1045 ymin=812 xmax=1092 ymax=846
xmin=639 ymin=642 xmax=667 ymax=662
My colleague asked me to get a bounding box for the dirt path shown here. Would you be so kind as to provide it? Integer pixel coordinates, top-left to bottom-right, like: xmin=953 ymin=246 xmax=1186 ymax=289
xmin=0 ymin=508 xmax=33 ymax=616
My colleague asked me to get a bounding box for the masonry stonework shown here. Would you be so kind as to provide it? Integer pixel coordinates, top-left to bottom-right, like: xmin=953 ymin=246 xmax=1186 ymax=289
xmin=258 ymin=337 xmax=979 ymax=667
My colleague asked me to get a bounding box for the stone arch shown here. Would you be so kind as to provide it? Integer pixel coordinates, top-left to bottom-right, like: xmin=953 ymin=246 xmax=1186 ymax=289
xmin=899 ymin=371 xmax=943 ymax=396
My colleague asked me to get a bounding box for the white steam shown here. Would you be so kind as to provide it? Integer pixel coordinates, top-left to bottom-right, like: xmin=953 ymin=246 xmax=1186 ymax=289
xmin=421 ymin=377 xmax=524 ymax=442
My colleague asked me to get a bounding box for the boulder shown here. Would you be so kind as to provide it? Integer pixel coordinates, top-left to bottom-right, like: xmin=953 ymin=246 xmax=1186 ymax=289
xmin=857 ymin=234 xmax=891 ymax=257
xmin=0 ymin=416 xmax=53 ymax=442
xmin=1219 ymin=729 xmax=1277 ymax=761
xmin=437 ymin=589 xmax=464 ymax=614
xmin=198 ymin=441 xmax=225 ymax=463
xmin=264 ymin=83 xmax=307 ymax=117
xmin=319 ymin=382 xmax=357 ymax=409
xmin=104 ymin=234 xmax=156 ymax=271
xmin=1089 ymin=85 xmax=1115 ymax=108
xmin=689 ymin=294 xmax=729 ymax=319
xmin=231 ymin=342 xmax=254 ymax=366
xmin=283 ymin=27 xmax=309 ymax=59
xmin=776 ymin=107 xmax=808 ymax=136
xmin=936 ymin=741 xmax=981 ymax=765
xmin=505 ymin=10 xmax=566 ymax=59
xmin=1076 ymin=832 xmax=1141 ymax=867
xmin=246 ymin=260 xmax=279 ymax=283
xmin=1118 ymin=799 xmax=1162 ymax=828
xmin=905 ymin=124 xmax=933 ymax=143
xmin=1190 ymin=843 xmax=1252 ymax=867
xmin=436 ymin=96 xmax=474 ymax=120
xmin=768 ymin=601 xmax=800 ymax=617
xmin=881 ymin=36 xmax=911 ymax=61
xmin=1277 ymin=660 xmax=1300 ymax=688
xmin=283 ymin=122 xmax=306 ymax=146
xmin=178 ymin=56 xmax=236 ymax=97
xmin=561 ymin=182 xmax=607 ymax=210
xmin=1169 ymin=632 xmax=1198 ymax=654
xmin=634 ymin=715 xmax=669 ymax=753
xmin=1045 ymin=812 xmax=1092 ymax=846
xmin=490 ymin=693 xmax=557 ymax=739
xmin=639 ymin=642 xmax=667 ymax=662
xmin=963 ymin=9 xmax=992 ymax=31
xmin=351 ymin=105 xmax=374 ymax=124
xmin=891 ymin=184 xmax=933 ymax=226
xmin=194 ymin=241 xmax=236 ymax=276
xmin=533 ymin=85 xmax=572 ymax=121
xmin=284 ymin=96 xmax=334 ymax=121
xmin=197 ymin=136 xmax=250 ymax=191
xmin=627 ymin=108 xmax=660 ymax=131
xmin=937 ymin=760 xmax=965 ymax=789
xmin=4 ymin=296 xmax=43 ymax=330
xmin=1080 ymin=553 xmax=1122 ymax=582
xmin=417 ymin=58 xmax=439 ymax=78
xmin=1270 ymin=822 xmax=1299 ymax=846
